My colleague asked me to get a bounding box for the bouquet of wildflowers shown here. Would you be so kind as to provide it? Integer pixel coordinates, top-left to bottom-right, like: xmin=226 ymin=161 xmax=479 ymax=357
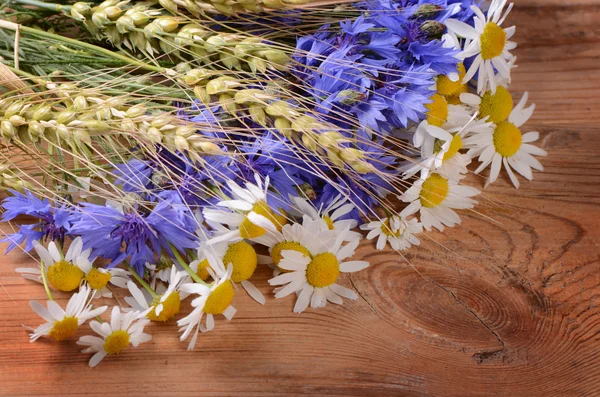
xmin=0 ymin=0 xmax=546 ymax=366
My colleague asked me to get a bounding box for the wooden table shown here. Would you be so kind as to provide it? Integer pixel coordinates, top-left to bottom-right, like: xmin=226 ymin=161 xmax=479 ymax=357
xmin=1 ymin=1 xmax=599 ymax=395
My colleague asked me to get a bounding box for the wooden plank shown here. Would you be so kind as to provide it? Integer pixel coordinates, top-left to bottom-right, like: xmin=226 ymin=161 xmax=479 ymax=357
xmin=1 ymin=0 xmax=599 ymax=396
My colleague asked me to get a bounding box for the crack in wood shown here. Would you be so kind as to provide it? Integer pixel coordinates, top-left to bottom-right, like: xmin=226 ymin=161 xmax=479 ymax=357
xmin=348 ymin=274 xmax=377 ymax=314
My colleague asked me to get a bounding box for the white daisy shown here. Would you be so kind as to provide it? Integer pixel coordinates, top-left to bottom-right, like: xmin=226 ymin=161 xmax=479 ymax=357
xmin=177 ymin=254 xmax=237 ymax=350
xmin=399 ymin=173 xmax=480 ymax=232
xmin=445 ymin=0 xmax=517 ymax=94
xmin=203 ymin=173 xmax=287 ymax=242
xmin=17 ymin=238 xmax=90 ymax=292
xmin=77 ymin=306 xmax=152 ymax=367
xmin=460 ymin=85 xmax=514 ymax=125
xmin=291 ymin=194 xmax=360 ymax=241
xmin=124 ymin=266 xmax=188 ymax=322
xmin=249 ymin=213 xmax=337 ymax=276
xmin=463 ymin=92 xmax=546 ymax=188
xmin=28 ymin=284 xmax=107 ymax=342
xmin=360 ymin=215 xmax=423 ymax=251
xmin=195 ymin=239 xmax=265 ymax=305
xmin=268 ymin=228 xmax=369 ymax=313
xmin=407 ymin=112 xmax=493 ymax=181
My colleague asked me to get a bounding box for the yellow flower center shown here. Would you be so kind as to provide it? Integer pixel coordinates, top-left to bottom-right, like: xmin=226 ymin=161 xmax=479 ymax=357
xmin=446 ymin=84 xmax=468 ymax=105
xmin=239 ymin=201 xmax=287 ymax=239
xmin=419 ymin=173 xmax=449 ymax=208
xmin=84 ymin=268 xmax=112 ymax=291
xmin=203 ymin=280 xmax=235 ymax=315
xmin=196 ymin=259 xmax=212 ymax=281
xmin=48 ymin=316 xmax=78 ymax=341
xmin=271 ymin=241 xmax=312 ymax=268
xmin=147 ymin=291 xmax=181 ymax=322
xmin=426 ymin=94 xmax=449 ymax=127
xmin=478 ymin=86 xmax=513 ymax=123
xmin=322 ymin=215 xmax=335 ymax=230
xmin=381 ymin=219 xmax=405 ymax=237
xmin=480 ymin=22 xmax=506 ymax=60
xmin=436 ymin=62 xmax=467 ymax=97
xmin=306 ymin=252 xmax=339 ymax=288
xmin=493 ymin=121 xmax=522 ymax=157
xmin=433 ymin=132 xmax=462 ymax=161
xmin=103 ymin=330 xmax=130 ymax=355
xmin=444 ymin=133 xmax=463 ymax=161
xmin=223 ymin=241 xmax=257 ymax=282
xmin=47 ymin=260 xmax=84 ymax=292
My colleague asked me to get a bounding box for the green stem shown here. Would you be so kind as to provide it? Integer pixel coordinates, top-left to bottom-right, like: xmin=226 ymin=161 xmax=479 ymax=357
xmin=124 ymin=263 xmax=159 ymax=298
xmin=38 ymin=241 xmax=53 ymax=301
xmin=0 ymin=21 xmax=167 ymax=74
xmin=169 ymin=244 xmax=207 ymax=285
xmin=11 ymin=0 xmax=71 ymax=12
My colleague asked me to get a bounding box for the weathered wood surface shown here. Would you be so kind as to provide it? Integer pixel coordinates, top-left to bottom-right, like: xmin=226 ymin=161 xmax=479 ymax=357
xmin=1 ymin=1 xmax=599 ymax=395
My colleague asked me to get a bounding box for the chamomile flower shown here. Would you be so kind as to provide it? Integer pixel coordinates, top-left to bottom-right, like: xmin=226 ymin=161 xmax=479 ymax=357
xmin=399 ymin=173 xmax=480 ymax=232
xmin=177 ymin=255 xmax=237 ymax=350
xmin=18 ymin=238 xmax=89 ymax=292
xmin=436 ymin=62 xmax=469 ymax=105
xmin=446 ymin=0 xmax=517 ymax=94
xmin=77 ymin=256 xmax=129 ymax=298
xmin=291 ymin=194 xmax=360 ymax=241
xmin=248 ymin=213 xmax=335 ymax=274
xmin=28 ymin=284 xmax=107 ymax=342
xmin=460 ymin=85 xmax=514 ymax=124
xmin=360 ymin=215 xmax=423 ymax=251
xmin=463 ymin=92 xmax=547 ymax=188
xmin=407 ymin=113 xmax=493 ymax=181
xmin=124 ymin=266 xmax=187 ymax=322
xmin=77 ymin=307 xmax=152 ymax=367
xmin=196 ymin=240 xmax=264 ymax=304
xmin=203 ymin=174 xmax=286 ymax=241
xmin=268 ymin=228 xmax=369 ymax=313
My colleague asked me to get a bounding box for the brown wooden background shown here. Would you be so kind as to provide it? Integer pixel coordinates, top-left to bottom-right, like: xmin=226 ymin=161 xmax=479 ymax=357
xmin=1 ymin=0 xmax=600 ymax=395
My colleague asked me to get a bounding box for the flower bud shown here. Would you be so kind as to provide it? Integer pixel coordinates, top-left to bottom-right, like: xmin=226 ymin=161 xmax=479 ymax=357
xmin=415 ymin=4 xmax=443 ymax=18
xmin=420 ymin=21 xmax=446 ymax=38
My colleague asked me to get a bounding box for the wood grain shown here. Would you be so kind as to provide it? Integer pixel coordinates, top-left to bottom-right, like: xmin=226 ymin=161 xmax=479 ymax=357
xmin=1 ymin=1 xmax=600 ymax=395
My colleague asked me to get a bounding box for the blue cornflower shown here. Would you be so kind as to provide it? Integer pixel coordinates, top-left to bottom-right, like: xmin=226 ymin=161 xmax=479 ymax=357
xmin=70 ymin=195 xmax=198 ymax=274
xmin=0 ymin=190 xmax=72 ymax=252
